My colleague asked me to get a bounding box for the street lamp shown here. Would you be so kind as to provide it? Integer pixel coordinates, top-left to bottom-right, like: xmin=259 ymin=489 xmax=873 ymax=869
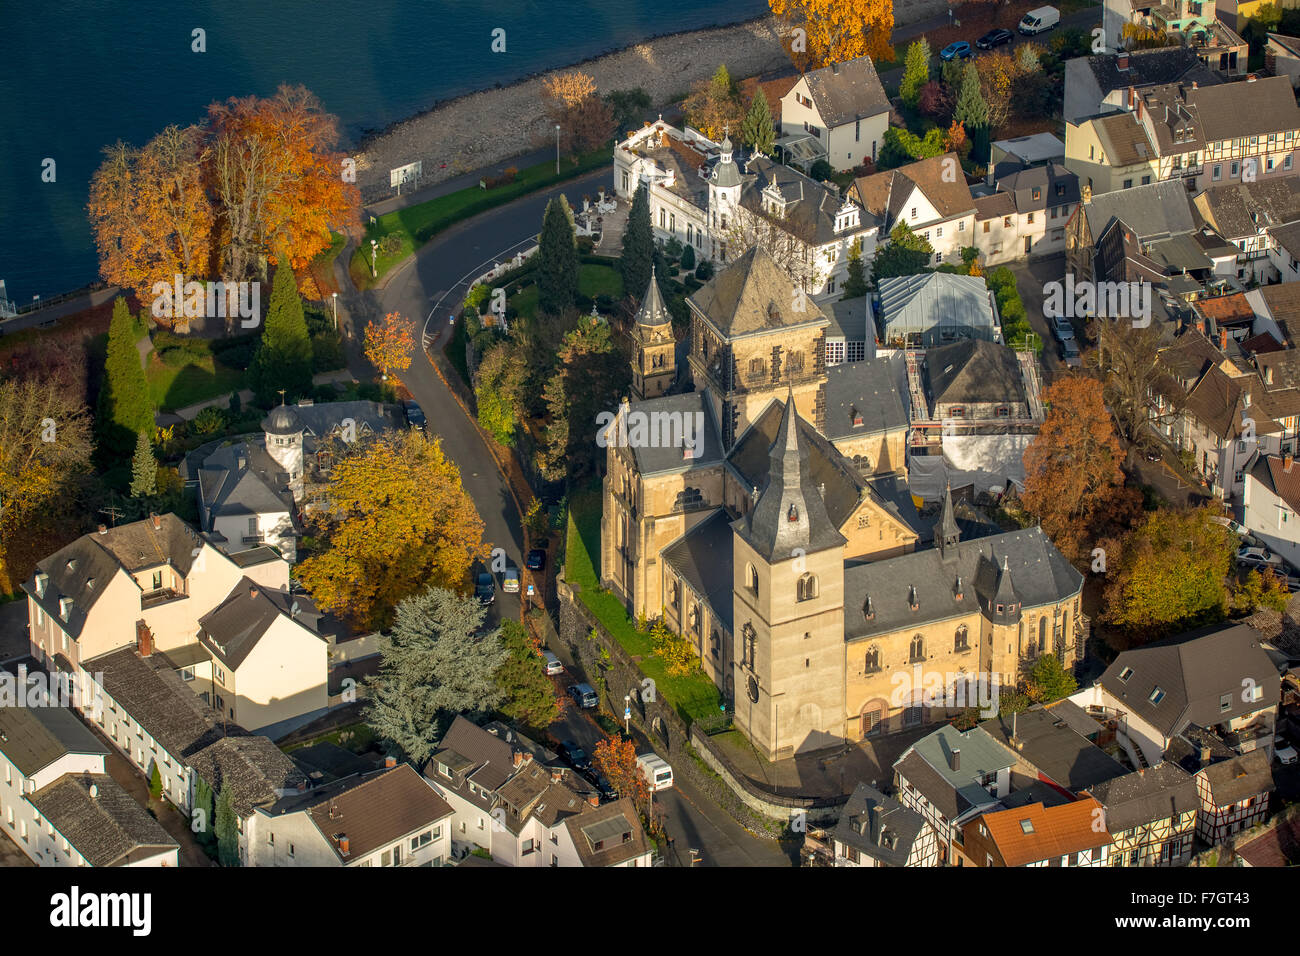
xmin=624 ymin=694 xmax=631 ymax=736
xmin=555 ymin=124 xmax=561 ymax=175
xmin=370 ymin=239 xmax=378 ymax=278
xmin=331 ymin=292 xmax=338 ymax=331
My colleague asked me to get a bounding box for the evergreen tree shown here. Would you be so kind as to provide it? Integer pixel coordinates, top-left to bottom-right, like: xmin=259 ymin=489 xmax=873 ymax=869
xmin=193 ymin=778 xmax=216 ymax=850
xmin=872 ymin=222 xmax=935 ymax=283
xmin=364 ymin=587 xmax=507 ymax=764
xmin=229 ymin=390 xmax=241 ymax=416
xmin=536 ymin=196 xmax=579 ymax=318
xmin=680 ymin=243 xmax=696 ymax=272
xmin=620 ymin=183 xmax=653 ymax=301
xmin=900 ymin=39 xmax=931 ymax=109
xmin=130 ymin=431 xmax=157 ymax=498
xmin=740 ymin=90 xmax=776 ymax=156
xmin=494 ymin=620 xmax=560 ymax=731
xmin=842 ymin=239 xmax=869 ymax=299
xmin=97 ymin=297 xmax=154 ymax=463
xmin=215 ymin=787 xmax=239 ymax=867
xmin=148 ymin=762 xmax=163 ymax=799
xmin=250 ymin=263 xmax=313 ymax=406
xmin=953 ymin=62 xmax=990 ymax=160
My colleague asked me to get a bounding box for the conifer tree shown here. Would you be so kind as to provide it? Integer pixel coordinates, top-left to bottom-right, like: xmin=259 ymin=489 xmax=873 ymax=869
xmin=98 ymin=297 xmax=154 ymax=462
xmin=620 ymin=184 xmax=653 ymax=301
xmin=250 ymin=263 xmax=313 ymax=406
xmin=536 ymin=196 xmax=579 ymax=318
xmin=130 ymin=431 xmax=157 ymax=498
xmin=215 ymin=786 xmax=239 ymax=867
xmin=148 ymin=762 xmax=163 ymax=799
xmin=740 ymin=90 xmax=776 ymax=156
xmin=900 ymin=39 xmax=931 ymax=109
xmin=953 ymin=61 xmax=990 ymax=160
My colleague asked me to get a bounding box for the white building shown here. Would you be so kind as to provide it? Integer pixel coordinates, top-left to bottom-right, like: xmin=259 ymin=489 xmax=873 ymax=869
xmin=851 ymin=153 xmax=977 ymax=268
xmin=1243 ymin=452 xmax=1300 ymax=568
xmin=778 ymin=56 xmax=892 ymax=171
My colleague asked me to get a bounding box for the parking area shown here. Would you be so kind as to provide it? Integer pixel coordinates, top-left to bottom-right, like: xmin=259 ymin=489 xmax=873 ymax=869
xmin=1008 ymin=254 xmax=1068 ymax=381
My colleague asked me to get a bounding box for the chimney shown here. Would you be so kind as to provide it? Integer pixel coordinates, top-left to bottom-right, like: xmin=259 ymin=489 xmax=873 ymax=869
xmin=384 ymin=755 xmax=396 ymax=769
xmin=1247 ymin=73 xmax=1258 ymax=82
xmin=1220 ymin=329 xmax=1228 ymax=351
xmin=151 ymin=513 xmax=161 ymax=531
xmin=136 ymin=620 xmax=154 ymax=658
xmin=1128 ymin=84 xmax=1136 ymax=108
xmin=513 ymin=751 xmax=523 ymax=768
xmin=1286 ymin=455 xmax=1294 ymax=473
xmin=97 ymin=524 xmax=107 ymax=535
xmin=950 ymin=748 xmax=961 ymax=772
xmin=249 ymin=586 xmax=259 ymax=600
xmin=1191 ymin=80 xmax=1198 ymax=90
xmin=954 ymin=576 xmax=964 ymax=601
xmin=551 ymin=768 xmax=564 ymax=784
xmin=337 ymin=835 xmax=350 ymax=856
xmin=1118 ymin=53 xmax=1130 ymax=71
xmin=587 ymin=793 xmax=600 ymax=808
xmin=1199 ymin=744 xmax=1212 ymax=766
xmin=297 ymin=779 xmax=308 ymax=793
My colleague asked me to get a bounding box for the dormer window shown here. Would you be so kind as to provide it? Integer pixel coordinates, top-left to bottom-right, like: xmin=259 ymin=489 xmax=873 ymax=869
xmin=908 ymin=586 xmax=919 ymax=611
xmin=863 ymin=596 xmax=875 ymax=621
xmin=787 ymin=504 xmax=799 ymax=522
xmin=851 ymin=408 xmax=864 ymax=427
xmin=58 ymin=596 xmax=73 ymax=621
xmin=35 ymin=573 xmax=48 ymax=598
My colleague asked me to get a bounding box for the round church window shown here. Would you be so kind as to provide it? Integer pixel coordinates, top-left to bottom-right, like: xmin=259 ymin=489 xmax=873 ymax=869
xmin=747 ymin=676 xmax=759 ymax=704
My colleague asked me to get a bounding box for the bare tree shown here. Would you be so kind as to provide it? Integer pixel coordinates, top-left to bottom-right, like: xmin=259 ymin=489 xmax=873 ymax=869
xmin=1092 ymin=320 xmax=1184 ymax=445
xmin=721 ymin=201 xmax=822 ymax=292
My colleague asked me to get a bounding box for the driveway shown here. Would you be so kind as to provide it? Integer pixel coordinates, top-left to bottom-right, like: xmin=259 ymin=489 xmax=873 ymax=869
xmin=1008 ymin=254 xmax=1068 ymax=381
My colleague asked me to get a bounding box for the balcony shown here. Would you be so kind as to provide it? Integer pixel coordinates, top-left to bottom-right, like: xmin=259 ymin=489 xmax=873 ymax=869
xmin=140 ymin=588 xmax=186 ymax=610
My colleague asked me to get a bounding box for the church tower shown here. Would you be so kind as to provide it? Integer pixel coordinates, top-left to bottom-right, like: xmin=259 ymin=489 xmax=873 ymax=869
xmin=732 ymin=393 xmax=846 ymax=760
xmin=708 ymin=133 xmax=742 ymax=261
xmin=629 ymin=267 xmax=676 ymax=401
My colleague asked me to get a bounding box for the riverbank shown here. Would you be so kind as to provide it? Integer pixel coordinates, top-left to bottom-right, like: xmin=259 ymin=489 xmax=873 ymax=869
xmin=354 ymin=16 xmax=789 ymax=201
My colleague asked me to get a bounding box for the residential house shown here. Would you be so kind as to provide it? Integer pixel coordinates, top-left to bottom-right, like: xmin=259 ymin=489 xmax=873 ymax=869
xmin=1190 ymin=747 xmax=1274 ymax=843
xmin=1192 ymin=176 xmax=1300 ymax=283
xmin=1063 ymin=46 xmax=1221 ymax=126
xmin=852 ymin=154 xmax=978 ymax=267
xmin=979 ymin=702 xmax=1130 ymax=798
xmin=876 ymin=272 xmax=1001 ymax=348
xmin=989 ymin=133 xmax=1066 ymax=176
xmin=1071 ymin=622 xmax=1281 ymax=767
xmin=1084 ymin=762 xmax=1199 ymax=866
xmin=961 ymin=798 xmax=1113 ymax=866
xmin=822 ymin=782 xmax=940 ymax=866
xmin=823 ymin=296 xmax=876 ymax=366
xmin=1265 ymin=32 xmax=1300 ymax=87
xmin=1242 ymin=452 xmax=1300 ymax=567
xmin=249 ymin=762 xmax=453 ymax=867
xmin=0 ymin=701 xmax=179 ymax=867
xmin=975 ymin=163 xmax=1081 ymax=264
xmin=1146 ymin=0 xmax=1248 ymax=78
xmin=777 ymin=55 xmax=891 ymax=171
xmin=1066 ymin=179 xmax=1199 ymax=289
xmin=1223 ymin=0 xmax=1300 ymax=33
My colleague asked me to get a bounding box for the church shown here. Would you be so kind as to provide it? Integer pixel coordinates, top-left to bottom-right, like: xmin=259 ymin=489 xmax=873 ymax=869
xmin=601 ymin=246 xmax=1086 ymax=761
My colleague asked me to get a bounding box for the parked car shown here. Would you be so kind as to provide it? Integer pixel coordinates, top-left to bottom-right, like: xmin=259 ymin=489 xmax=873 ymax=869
xmin=558 ymin=740 xmax=590 ymax=772
xmin=474 ymin=571 xmax=495 ymax=605
xmin=1210 ymin=515 xmax=1250 ymax=536
xmin=1018 ymin=5 xmax=1060 ymax=34
xmin=542 ymin=650 xmax=563 ymax=676
xmin=940 ymin=41 xmax=972 ymax=60
xmin=502 ymin=567 xmax=520 ymax=593
xmin=1051 ymin=314 xmax=1075 ymax=341
xmin=402 ymin=399 xmax=426 ymax=431
xmin=569 ymin=682 xmax=598 ymax=709
xmin=976 ymin=28 xmax=1015 ymax=49
xmin=1275 ymin=735 xmax=1298 ymax=765
xmin=1237 ymin=545 xmax=1284 ymax=570
xmin=1143 ymin=446 xmax=1162 ymax=463
xmin=1060 ymin=338 xmax=1081 ymax=368
xmin=590 ymin=774 xmax=618 ymax=802
xmin=636 ymin=753 xmax=674 ymax=792
xmin=525 ymin=548 xmax=547 ymax=571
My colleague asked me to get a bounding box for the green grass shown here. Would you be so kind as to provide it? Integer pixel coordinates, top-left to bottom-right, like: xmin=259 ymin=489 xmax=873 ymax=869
xmin=147 ymin=355 xmax=246 ymax=410
xmin=507 ymin=263 xmax=624 ymax=320
xmin=350 ymin=146 xmax=613 ymax=288
xmin=566 ymin=485 xmax=723 ymax=727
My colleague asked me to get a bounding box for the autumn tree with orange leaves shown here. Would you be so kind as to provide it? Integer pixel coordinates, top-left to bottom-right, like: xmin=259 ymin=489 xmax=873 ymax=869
xmin=364 ymin=311 xmax=415 ymax=384
xmin=1020 ymin=377 xmax=1141 ymax=564
xmin=770 ymin=0 xmax=894 ymax=69
xmin=541 ymin=71 xmax=615 ymax=155
xmin=592 ymin=735 xmax=651 ymax=813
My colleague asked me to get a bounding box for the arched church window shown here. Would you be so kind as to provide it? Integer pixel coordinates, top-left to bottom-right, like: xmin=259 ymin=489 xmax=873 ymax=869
xmin=745 ymin=563 xmax=759 ymax=596
xmin=954 ymin=625 xmax=969 ymax=652
xmin=909 ymin=634 xmax=925 ymax=663
xmin=864 ymin=646 xmax=880 ymax=672
xmin=797 ymin=573 xmax=818 ymax=602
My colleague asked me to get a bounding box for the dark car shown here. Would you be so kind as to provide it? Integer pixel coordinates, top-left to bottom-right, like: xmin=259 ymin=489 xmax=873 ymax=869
xmin=940 ymin=41 xmax=972 ymax=60
xmin=474 ymin=571 xmax=495 ymax=605
xmin=589 ymin=773 xmax=617 ymax=802
xmin=1143 ymin=447 xmax=1162 ymax=463
xmin=402 ymin=399 xmax=426 ymax=431
xmin=568 ymin=682 xmax=598 ymax=709
xmin=976 ymin=28 xmax=1014 ymax=49
xmin=558 ymin=740 xmax=589 ymax=772
xmin=525 ymin=548 xmax=547 ymax=571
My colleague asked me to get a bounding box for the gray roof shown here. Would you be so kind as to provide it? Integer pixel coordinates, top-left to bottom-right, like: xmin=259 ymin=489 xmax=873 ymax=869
xmin=733 ymin=393 xmax=846 ymax=564
xmin=895 ymin=725 xmax=1013 ymax=820
xmin=24 ymin=515 xmax=204 ymax=640
xmin=832 ymin=782 xmax=928 ymax=866
xmin=797 ymin=55 xmax=891 ymax=127
xmin=1135 ymin=75 xmax=1300 ymax=155
xmin=1200 ymin=748 xmax=1274 ymax=805
xmin=28 ymin=773 xmax=178 ymax=866
xmin=1194 ymin=178 xmax=1300 ymax=240
xmin=739 ymin=155 xmax=872 ymax=246
xmin=1084 ymin=762 xmax=1198 ymax=832
xmin=633 ymin=268 xmax=672 ymax=329
xmin=846 ymin=527 xmax=1083 ymax=641
xmin=0 ymin=702 xmax=108 ymax=778
xmin=1083 ymin=179 xmax=1197 ymax=244
xmin=1099 ymin=622 xmax=1281 ymax=739
xmin=1144 ymin=233 xmax=1214 ymax=273
xmin=619 ymin=392 xmax=723 ymax=476
xmin=86 ymin=647 xmax=225 ymax=760
xmin=1064 ymin=47 xmax=1219 ymax=124
xmin=662 ymin=510 xmax=736 ymax=634
xmin=980 ymin=702 xmax=1128 ymax=792
xmin=877 ymin=273 xmax=998 ymax=344
xmin=823 ymin=356 xmax=908 ymax=441
xmin=198 ymin=438 xmax=296 ymax=522
xmin=427 ymin=715 xmax=517 ymax=808
xmin=197 ymin=577 xmax=324 ymax=671
xmin=262 ymin=403 xmax=303 ymax=435
xmin=188 ymin=733 xmax=308 ymax=817
xmin=995 ymin=163 xmax=1080 ymax=213
xmin=711 ymin=144 xmax=742 ymax=188
xmin=688 ymin=245 xmax=830 ymax=337
xmin=825 ymin=295 xmax=875 ymax=348
xmin=924 ymin=339 xmax=1027 ymax=408
xmin=992 ymin=132 xmax=1065 ymax=166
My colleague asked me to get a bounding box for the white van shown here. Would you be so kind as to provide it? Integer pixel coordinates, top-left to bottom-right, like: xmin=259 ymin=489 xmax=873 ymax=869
xmin=1018 ymin=5 xmax=1059 ymax=34
xmin=636 ymin=753 xmax=674 ymax=792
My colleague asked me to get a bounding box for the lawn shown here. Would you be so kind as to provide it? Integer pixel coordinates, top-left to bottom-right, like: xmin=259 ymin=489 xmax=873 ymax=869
xmin=146 ymin=354 xmax=246 ymax=410
xmin=507 ymin=263 xmax=624 ymax=320
xmin=566 ymin=485 xmax=723 ymax=727
xmin=307 ymin=231 xmax=348 ymax=295
xmin=350 ymin=146 xmax=613 ymax=289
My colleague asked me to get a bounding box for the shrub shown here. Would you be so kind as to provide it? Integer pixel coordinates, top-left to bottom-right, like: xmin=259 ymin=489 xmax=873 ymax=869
xmin=695 ymin=261 xmax=715 ymax=281
xmin=809 ymin=159 xmax=835 ymax=181
xmin=192 ymin=406 xmax=227 ymax=436
xmin=680 ymin=243 xmax=696 ymax=272
xmin=577 ymin=235 xmax=595 ymax=255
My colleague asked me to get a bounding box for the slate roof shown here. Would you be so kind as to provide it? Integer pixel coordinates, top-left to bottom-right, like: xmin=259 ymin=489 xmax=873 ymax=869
xmin=895 ymin=725 xmax=1012 ymax=820
xmin=197 ymin=439 xmax=296 ymax=523
xmin=1084 ymin=761 xmax=1199 ymax=832
xmin=24 ymin=514 xmax=205 ymax=640
xmin=978 ymin=797 xmax=1111 ymax=866
xmin=979 ymin=702 xmax=1128 ymax=792
xmin=662 ymin=510 xmax=736 ymax=633
xmin=633 ymin=268 xmax=672 ymax=330
xmin=197 ymin=577 xmax=324 ymax=671
xmin=797 ymin=55 xmax=891 ymax=127
xmin=1136 ymin=75 xmax=1300 ymax=155
xmin=1269 ymin=220 xmax=1300 ymax=261
xmin=188 ymin=733 xmax=307 ymax=817
xmin=825 ymin=295 xmax=875 ymax=347
xmin=924 ymin=339 xmax=1027 ymax=407
xmin=86 ymin=646 xmax=225 ymax=760
xmin=1247 ymin=453 xmax=1300 ymax=512
xmin=734 ymin=393 xmax=846 ymax=564
xmin=739 ymin=155 xmax=873 ymax=246
xmin=845 ymin=526 xmax=1083 ymax=641
xmin=1200 ymin=748 xmax=1274 ymax=806
xmin=832 ymin=782 xmax=928 ymax=866
xmin=1092 ymin=111 xmax=1155 ymax=167
xmin=823 ymin=356 xmax=909 ymax=440
xmin=852 ymin=153 xmax=976 ymax=227
xmin=974 ymin=192 xmax=1017 ymax=221
xmin=28 ymin=772 xmax=178 ymax=866
xmin=688 ymin=245 xmax=830 ymax=337
xmin=565 ymin=797 xmax=650 ymax=866
xmin=1083 ymin=179 xmax=1197 ymax=243
xmin=617 ymin=392 xmax=723 ymax=476
xmin=1086 ymin=47 xmax=1216 ymax=98
xmin=0 ymin=702 xmax=108 ymax=778
xmin=877 ymin=273 xmax=998 ymax=340
xmin=1099 ymin=622 xmax=1281 ymax=739
xmin=1193 ymin=178 xmax=1300 ymax=240
xmin=263 ymin=764 xmax=453 ymax=863
xmin=995 ymin=163 xmax=1080 ymax=213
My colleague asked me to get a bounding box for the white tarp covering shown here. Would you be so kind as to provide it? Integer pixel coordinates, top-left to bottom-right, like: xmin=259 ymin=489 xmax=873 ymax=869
xmin=908 ymin=434 xmax=1031 ymax=501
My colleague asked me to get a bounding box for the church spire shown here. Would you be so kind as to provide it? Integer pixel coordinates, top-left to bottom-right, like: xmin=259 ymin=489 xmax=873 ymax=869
xmin=634 ymin=266 xmax=671 ymax=330
xmin=937 ymin=482 xmax=960 ymax=560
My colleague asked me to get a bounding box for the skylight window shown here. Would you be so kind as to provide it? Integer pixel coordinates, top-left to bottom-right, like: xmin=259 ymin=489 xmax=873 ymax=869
xmin=1118 ymin=666 xmax=1133 ymax=683
xmin=1148 ymin=686 xmax=1165 ymax=705
xmin=1020 ymin=819 xmax=1034 ymax=834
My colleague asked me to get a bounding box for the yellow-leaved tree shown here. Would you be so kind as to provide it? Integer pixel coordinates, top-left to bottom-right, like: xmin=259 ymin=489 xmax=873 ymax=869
xmin=296 ymin=430 xmax=487 ymax=630
xmin=364 ymin=311 xmax=415 ymax=384
xmin=769 ymin=0 xmax=894 ymax=69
